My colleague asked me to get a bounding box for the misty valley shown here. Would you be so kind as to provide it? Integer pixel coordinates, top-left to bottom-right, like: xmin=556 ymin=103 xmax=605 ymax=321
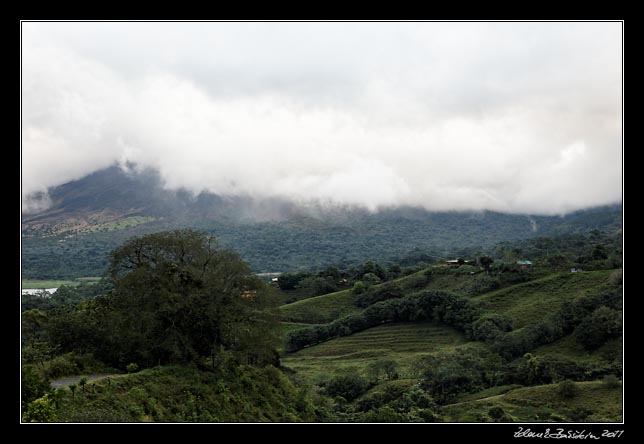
xmin=20 ymin=166 xmax=623 ymax=424
xmin=21 ymin=21 xmax=623 ymax=428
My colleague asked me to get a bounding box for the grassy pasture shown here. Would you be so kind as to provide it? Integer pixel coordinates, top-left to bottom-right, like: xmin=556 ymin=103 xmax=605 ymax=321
xmin=441 ymin=380 xmax=622 ymax=422
xmin=282 ymin=321 xmax=475 ymax=381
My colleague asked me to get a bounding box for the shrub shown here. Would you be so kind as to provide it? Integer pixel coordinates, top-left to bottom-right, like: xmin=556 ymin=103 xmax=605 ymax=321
xmin=323 ymin=374 xmax=370 ymax=402
xmin=355 ymin=283 xmax=404 ymax=308
xmin=361 ymin=406 xmax=406 ymax=423
xmin=568 ymin=407 xmax=593 ymax=422
xmin=574 ymin=306 xmax=622 ymax=351
xmin=602 ymin=374 xmax=620 ymax=389
xmin=43 ymin=354 xmax=79 ymax=379
xmin=126 ymin=363 xmax=139 ymax=373
xmin=79 ymin=376 xmax=88 ymax=392
xmin=22 ymin=365 xmax=50 ymax=409
xmin=557 ymin=380 xmax=579 ymax=399
xmin=396 ymin=387 xmax=436 ymax=411
xmin=367 ymin=359 xmax=399 ymax=381
xmin=609 ymin=270 xmax=622 ymax=286
xmin=22 ymin=394 xmax=57 ymax=423
xmin=471 ymin=313 xmax=513 ymax=341
xmin=362 ymin=273 xmax=381 ymax=289
xmin=465 ymin=275 xmax=501 ymax=296
xmin=488 ymin=406 xmax=506 ymax=421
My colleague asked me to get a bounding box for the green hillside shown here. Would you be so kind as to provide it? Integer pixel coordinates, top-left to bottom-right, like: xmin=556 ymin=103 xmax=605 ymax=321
xmin=278 ymin=265 xmax=528 ymax=325
xmin=21 ymin=166 xmax=622 ymax=279
xmin=535 ymin=334 xmax=622 ymax=367
xmin=282 ymin=321 xmax=473 ymax=380
xmin=49 ymin=365 xmax=316 ymax=422
xmin=472 ymin=270 xmax=614 ymax=327
xmin=440 ymin=381 xmax=622 ymax=422
xmin=279 ymin=289 xmax=360 ymax=324
xmin=21 ymin=227 xmax=622 ymax=423
xmin=276 ymin=265 xmax=622 ymax=422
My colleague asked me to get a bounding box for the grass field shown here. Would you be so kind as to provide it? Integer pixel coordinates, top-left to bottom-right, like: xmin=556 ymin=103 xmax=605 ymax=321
xmin=279 ymin=289 xmax=360 ymax=324
xmin=281 ymin=322 xmax=321 ymax=334
xmin=534 ymin=334 xmax=622 ymax=367
xmin=277 ymin=265 xmax=557 ymax=325
xmin=441 ymin=380 xmax=622 ymax=422
xmin=22 ymin=280 xmax=80 ymax=289
xmin=277 ymin=266 xmax=467 ymax=324
xmin=471 ymin=270 xmax=613 ymax=327
xmin=22 ymin=277 xmax=101 ymax=289
xmin=282 ymin=321 xmax=476 ymax=381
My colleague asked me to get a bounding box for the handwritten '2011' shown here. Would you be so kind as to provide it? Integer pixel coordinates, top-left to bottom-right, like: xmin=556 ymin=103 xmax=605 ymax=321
xmin=515 ymin=427 xmax=624 ymax=440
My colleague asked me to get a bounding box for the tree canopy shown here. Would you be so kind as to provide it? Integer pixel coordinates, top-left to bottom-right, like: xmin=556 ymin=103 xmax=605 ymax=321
xmin=50 ymin=230 xmax=280 ymax=370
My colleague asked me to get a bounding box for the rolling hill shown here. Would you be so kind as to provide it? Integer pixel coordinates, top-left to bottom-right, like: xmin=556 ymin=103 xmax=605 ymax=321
xmin=278 ymin=262 xmax=622 ymax=422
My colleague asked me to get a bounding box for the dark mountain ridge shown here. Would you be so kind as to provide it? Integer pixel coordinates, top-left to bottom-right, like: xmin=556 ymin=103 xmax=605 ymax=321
xmin=21 ymin=165 xmax=622 ymax=279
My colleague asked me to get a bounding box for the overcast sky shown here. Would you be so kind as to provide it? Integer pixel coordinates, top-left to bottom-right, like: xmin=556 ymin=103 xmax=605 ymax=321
xmin=21 ymin=22 xmax=622 ymax=215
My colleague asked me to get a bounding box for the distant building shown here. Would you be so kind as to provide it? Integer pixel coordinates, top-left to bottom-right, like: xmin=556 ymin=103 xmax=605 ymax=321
xmin=444 ymin=259 xmax=473 ymax=267
xmin=516 ymin=260 xmax=532 ymax=270
xmin=570 ymin=267 xmax=583 ymax=273
xmin=241 ymin=290 xmax=257 ymax=299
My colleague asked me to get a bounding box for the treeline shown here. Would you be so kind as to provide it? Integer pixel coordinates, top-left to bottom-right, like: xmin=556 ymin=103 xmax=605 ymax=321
xmin=353 ymin=266 xmax=537 ymax=309
xmin=21 ymin=281 xmax=113 ymax=312
xmin=277 ymin=260 xmax=410 ymax=303
xmin=285 ymin=290 xmax=490 ymax=352
xmin=23 ymin=203 xmax=621 ymax=281
xmin=489 ymin=230 xmax=622 ymax=271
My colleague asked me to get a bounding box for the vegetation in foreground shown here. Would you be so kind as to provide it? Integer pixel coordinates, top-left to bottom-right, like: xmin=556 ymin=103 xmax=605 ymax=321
xmin=38 ymin=365 xmax=316 ymax=423
xmin=21 ymin=228 xmax=622 ymax=423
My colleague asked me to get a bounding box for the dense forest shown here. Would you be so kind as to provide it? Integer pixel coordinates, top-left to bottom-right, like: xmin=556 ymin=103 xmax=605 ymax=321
xmin=21 ymin=166 xmax=622 ymax=280
xmin=21 ymin=227 xmax=622 ymax=423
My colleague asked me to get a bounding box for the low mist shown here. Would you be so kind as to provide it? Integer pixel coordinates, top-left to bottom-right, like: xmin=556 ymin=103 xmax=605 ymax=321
xmin=22 ymin=22 xmax=622 ymax=216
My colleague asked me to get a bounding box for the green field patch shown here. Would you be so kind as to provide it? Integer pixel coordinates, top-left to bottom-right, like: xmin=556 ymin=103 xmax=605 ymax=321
xmin=471 ymin=270 xmax=613 ymax=327
xmin=456 ymin=384 xmax=523 ymax=402
xmin=281 ymin=322 xmax=321 ymax=334
xmin=534 ymin=334 xmax=622 ymax=367
xmin=277 ymin=265 xmax=483 ymax=324
xmin=282 ymin=321 xmax=472 ymax=380
xmin=22 ymin=277 xmax=103 ymax=289
xmin=441 ymin=380 xmax=622 ymax=422
xmin=76 ymin=277 xmax=102 ymax=282
xmin=22 ymin=279 xmax=80 ymax=289
xmin=279 ymin=289 xmax=360 ymax=324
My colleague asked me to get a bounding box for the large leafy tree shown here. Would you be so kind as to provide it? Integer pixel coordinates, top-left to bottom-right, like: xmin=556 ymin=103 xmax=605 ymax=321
xmin=96 ymin=230 xmax=279 ymax=368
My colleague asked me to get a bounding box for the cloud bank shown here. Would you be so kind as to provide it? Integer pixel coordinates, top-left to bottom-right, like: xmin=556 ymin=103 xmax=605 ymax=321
xmin=21 ymin=22 xmax=622 ymax=215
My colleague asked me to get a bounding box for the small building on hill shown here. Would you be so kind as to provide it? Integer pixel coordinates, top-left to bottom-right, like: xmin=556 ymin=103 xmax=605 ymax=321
xmin=443 ymin=259 xmax=475 ymax=267
xmin=516 ymin=260 xmax=532 ymax=270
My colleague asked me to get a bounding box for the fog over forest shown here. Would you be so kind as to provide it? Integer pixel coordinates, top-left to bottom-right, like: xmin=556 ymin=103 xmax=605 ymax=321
xmin=22 ymin=22 xmax=622 ymax=215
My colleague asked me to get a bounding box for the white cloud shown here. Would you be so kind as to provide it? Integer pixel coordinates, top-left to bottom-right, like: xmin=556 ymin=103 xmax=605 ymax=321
xmin=21 ymin=22 xmax=622 ymax=215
